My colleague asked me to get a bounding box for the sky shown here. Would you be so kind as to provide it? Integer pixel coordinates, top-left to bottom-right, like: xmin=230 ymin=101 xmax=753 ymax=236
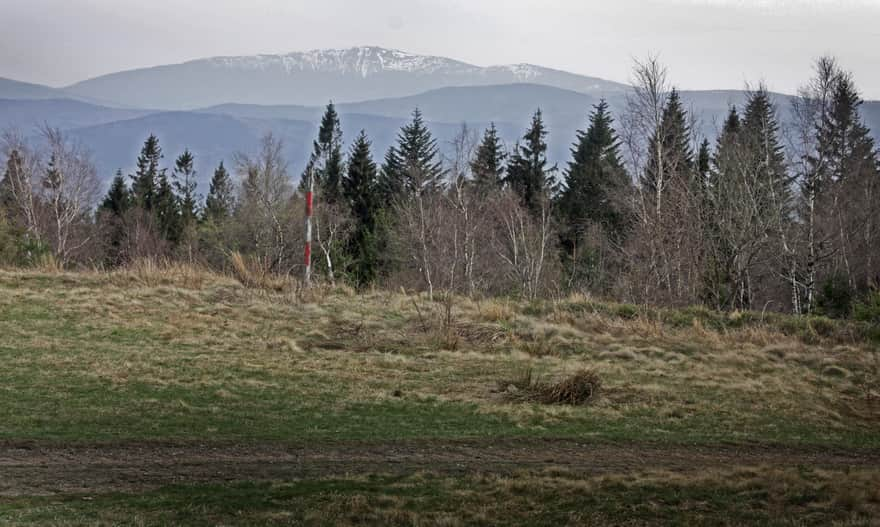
xmin=2 ymin=0 xmax=879 ymax=98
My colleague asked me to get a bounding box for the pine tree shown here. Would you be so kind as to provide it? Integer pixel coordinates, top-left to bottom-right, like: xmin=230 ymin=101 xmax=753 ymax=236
xmin=642 ymin=89 xmax=693 ymax=212
xmin=506 ymin=109 xmax=557 ymax=215
xmin=172 ymin=150 xmax=198 ymax=227
xmin=343 ymin=131 xmax=382 ymax=286
xmin=471 ymin=123 xmax=506 ymax=192
xmin=379 ymin=108 xmax=444 ymax=200
xmin=130 ymin=135 xmax=162 ymax=210
xmin=204 ymin=161 xmax=235 ymax=222
xmin=100 ymin=170 xmax=131 ymax=216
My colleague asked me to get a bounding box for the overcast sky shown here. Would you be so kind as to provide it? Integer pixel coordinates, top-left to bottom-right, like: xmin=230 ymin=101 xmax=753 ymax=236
xmin=2 ymin=0 xmax=879 ymax=98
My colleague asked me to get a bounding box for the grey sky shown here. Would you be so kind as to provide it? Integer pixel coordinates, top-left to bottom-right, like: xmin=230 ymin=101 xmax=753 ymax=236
xmin=2 ymin=0 xmax=879 ymax=98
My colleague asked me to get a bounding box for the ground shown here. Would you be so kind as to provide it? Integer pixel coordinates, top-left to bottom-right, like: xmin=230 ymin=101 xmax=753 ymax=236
xmin=0 ymin=265 xmax=878 ymax=525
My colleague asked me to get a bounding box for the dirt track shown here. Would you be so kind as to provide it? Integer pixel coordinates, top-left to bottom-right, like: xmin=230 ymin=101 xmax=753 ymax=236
xmin=2 ymin=438 xmax=878 ymax=496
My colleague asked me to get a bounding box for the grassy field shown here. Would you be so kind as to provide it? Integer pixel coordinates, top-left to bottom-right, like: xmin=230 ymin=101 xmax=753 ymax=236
xmin=0 ymin=266 xmax=878 ymax=525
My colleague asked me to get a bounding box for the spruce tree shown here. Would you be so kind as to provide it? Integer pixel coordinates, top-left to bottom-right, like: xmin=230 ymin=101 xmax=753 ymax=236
xmin=558 ymin=101 xmax=628 ymax=243
xmin=471 ymin=123 xmax=506 ymax=192
xmin=0 ymin=149 xmax=22 ymax=212
xmin=642 ymin=89 xmax=693 ymax=212
xmin=301 ymin=102 xmax=345 ymax=202
xmin=741 ymin=89 xmax=790 ymax=214
xmin=204 ymin=161 xmax=235 ymax=222
xmin=173 ymin=150 xmax=199 ymax=229
xmin=100 ymin=170 xmax=131 ymax=216
xmin=130 ymin=135 xmax=162 ymax=210
xmin=379 ymin=108 xmax=444 ymax=200
xmin=506 ymin=109 xmax=557 ymax=215
xmin=343 ymin=131 xmax=381 ymax=286
xmin=154 ymin=170 xmax=180 ymax=243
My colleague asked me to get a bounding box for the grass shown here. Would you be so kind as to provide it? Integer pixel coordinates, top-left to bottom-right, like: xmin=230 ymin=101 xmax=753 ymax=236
xmin=1 ymin=267 xmax=877 ymax=447
xmin=1 ymin=265 xmax=879 ymax=524
xmin=2 ymin=467 xmax=879 ymax=526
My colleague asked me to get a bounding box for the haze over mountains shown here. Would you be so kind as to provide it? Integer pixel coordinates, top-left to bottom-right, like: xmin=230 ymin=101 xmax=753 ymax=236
xmin=1 ymin=46 xmax=878 ymax=187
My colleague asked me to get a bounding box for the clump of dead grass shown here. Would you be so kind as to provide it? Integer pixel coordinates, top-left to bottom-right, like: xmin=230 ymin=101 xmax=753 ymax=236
xmin=500 ymin=368 xmax=601 ymax=405
xmin=229 ymin=251 xmax=289 ymax=291
xmin=109 ymin=257 xmax=219 ymax=289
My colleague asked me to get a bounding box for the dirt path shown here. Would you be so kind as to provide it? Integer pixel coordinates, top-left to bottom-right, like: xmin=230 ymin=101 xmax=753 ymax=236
xmin=1 ymin=438 xmax=878 ymax=497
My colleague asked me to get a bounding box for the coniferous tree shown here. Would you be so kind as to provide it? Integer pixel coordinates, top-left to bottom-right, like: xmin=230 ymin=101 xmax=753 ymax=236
xmin=130 ymin=135 xmax=162 ymax=210
xmin=203 ymin=161 xmax=235 ymax=222
xmin=558 ymin=101 xmax=629 ymax=243
xmin=506 ymin=109 xmax=557 ymax=215
xmin=100 ymin=170 xmax=131 ymax=216
xmin=0 ymin=149 xmax=21 ymax=212
xmin=807 ymin=71 xmax=880 ymax=302
xmin=343 ymin=131 xmax=382 ymax=286
xmin=98 ymin=170 xmax=131 ymax=266
xmin=173 ymin=149 xmax=198 ymax=228
xmin=471 ymin=123 xmax=506 ymax=192
xmin=697 ymin=139 xmax=711 ymax=182
xmin=379 ymin=108 xmax=443 ymax=201
xmin=642 ymin=89 xmax=693 ymax=213
xmin=154 ymin=170 xmax=180 ymax=243
xmin=741 ymin=89 xmax=790 ymax=214
xmin=301 ymin=103 xmax=345 ymax=202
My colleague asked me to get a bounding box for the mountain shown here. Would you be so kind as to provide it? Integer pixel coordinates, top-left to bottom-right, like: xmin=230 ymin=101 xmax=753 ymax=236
xmin=0 ymin=98 xmax=153 ymax=131
xmin=0 ymin=77 xmax=66 ymax=100
xmin=63 ymin=46 xmax=629 ymax=109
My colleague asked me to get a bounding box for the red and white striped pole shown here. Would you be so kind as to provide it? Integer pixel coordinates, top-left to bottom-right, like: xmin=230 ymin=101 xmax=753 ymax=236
xmin=304 ymin=167 xmax=313 ymax=287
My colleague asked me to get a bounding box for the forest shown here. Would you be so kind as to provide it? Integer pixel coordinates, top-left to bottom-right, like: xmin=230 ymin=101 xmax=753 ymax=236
xmin=1 ymin=56 xmax=878 ymax=319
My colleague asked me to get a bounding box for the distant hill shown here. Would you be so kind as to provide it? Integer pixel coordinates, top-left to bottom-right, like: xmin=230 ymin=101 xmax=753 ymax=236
xmin=0 ymin=77 xmax=66 ymax=100
xmin=62 ymin=46 xmax=629 ymax=109
xmin=0 ymin=98 xmax=153 ymax=131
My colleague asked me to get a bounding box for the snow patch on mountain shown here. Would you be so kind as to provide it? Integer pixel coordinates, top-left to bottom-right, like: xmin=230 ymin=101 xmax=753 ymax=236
xmin=204 ymin=46 xmax=480 ymax=78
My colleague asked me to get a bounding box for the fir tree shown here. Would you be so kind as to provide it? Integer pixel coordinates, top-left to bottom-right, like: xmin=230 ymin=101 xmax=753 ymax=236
xmin=203 ymin=161 xmax=235 ymax=222
xmin=470 ymin=123 xmax=506 ymax=192
xmin=642 ymin=89 xmax=693 ymax=212
xmin=172 ymin=149 xmax=199 ymax=228
xmin=379 ymin=108 xmax=444 ymax=200
xmin=130 ymin=135 xmax=162 ymax=210
xmin=343 ymin=131 xmax=382 ymax=286
xmin=505 ymin=109 xmax=557 ymax=215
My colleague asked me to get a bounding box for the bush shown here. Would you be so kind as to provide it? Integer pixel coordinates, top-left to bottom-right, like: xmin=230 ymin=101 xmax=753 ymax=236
xmin=853 ymin=291 xmax=880 ymax=325
xmin=816 ymin=274 xmax=854 ymax=319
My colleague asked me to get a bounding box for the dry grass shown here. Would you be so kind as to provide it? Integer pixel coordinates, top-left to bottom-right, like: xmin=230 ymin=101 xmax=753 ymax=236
xmin=1 ymin=264 xmax=878 ymax=445
xmin=500 ymin=368 xmax=601 ymax=405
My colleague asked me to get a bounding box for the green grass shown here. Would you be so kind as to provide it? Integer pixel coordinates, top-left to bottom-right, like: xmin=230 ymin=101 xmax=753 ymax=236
xmin=0 ymin=269 xmax=878 ymax=447
xmin=1 ymin=267 xmax=879 ymax=525
xmin=2 ymin=468 xmax=878 ymax=526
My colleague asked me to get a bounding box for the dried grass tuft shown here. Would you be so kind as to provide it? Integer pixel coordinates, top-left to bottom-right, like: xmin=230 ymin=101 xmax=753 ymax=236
xmin=500 ymin=368 xmax=601 ymax=406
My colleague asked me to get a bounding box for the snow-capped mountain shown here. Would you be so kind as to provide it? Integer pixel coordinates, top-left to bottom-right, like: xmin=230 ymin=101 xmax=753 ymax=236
xmin=63 ymin=46 xmax=629 ymax=110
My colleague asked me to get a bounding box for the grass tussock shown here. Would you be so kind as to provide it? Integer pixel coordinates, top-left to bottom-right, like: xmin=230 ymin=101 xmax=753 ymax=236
xmin=229 ymin=251 xmax=290 ymax=291
xmin=500 ymin=368 xmax=601 ymax=406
